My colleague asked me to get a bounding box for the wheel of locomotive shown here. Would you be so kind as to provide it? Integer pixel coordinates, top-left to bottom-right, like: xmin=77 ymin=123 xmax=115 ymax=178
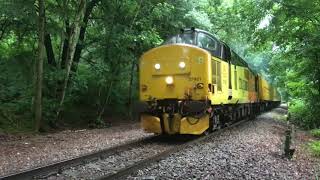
xmin=209 ymin=112 xmax=221 ymax=132
xmin=232 ymin=110 xmax=236 ymax=122
xmin=213 ymin=114 xmax=222 ymax=130
xmin=208 ymin=111 xmax=214 ymax=133
xmin=249 ymin=104 xmax=255 ymax=120
xmin=245 ymin=106 xmax=248 ymax=118
xmin=235 ymin=110 xmax=238 ymax=121
xmin=245 ymin=105 xmax=249 ymax=119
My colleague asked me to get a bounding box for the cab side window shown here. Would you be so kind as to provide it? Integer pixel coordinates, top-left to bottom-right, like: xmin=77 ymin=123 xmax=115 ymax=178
xmin=197 ymin=33 xmax=217 ymax=52
xmin=222 ymin=45 xmax=231 ymax=61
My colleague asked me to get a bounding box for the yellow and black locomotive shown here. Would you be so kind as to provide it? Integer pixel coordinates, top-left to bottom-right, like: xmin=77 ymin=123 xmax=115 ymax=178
xmin=139 ymin=28 xmax=280 ymax=135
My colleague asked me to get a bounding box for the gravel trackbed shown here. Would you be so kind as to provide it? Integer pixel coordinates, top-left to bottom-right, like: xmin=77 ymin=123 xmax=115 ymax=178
xmin=0 ymin=123 xmax=152 ymax=177
xmin=128 ymin=106 xmax=318 ymax=179
xmin=0 ymin=106 xmax=318 ymax=179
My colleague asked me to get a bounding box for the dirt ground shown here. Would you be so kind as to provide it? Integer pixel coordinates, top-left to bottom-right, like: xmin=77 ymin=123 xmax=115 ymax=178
xmin=0 ymin=122 xmax=152 ymax=177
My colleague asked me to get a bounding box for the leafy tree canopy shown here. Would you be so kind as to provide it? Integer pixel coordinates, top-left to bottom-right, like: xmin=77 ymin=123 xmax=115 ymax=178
xmin=0 ymin=0 xmax=319 ymax=132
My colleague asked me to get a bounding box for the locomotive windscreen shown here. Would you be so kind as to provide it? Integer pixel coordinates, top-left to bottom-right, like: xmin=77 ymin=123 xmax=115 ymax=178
xmin=163 ymin=31 xmax=195 ymax=45
xmin=163 ymin=30 xmax=223 ymax=60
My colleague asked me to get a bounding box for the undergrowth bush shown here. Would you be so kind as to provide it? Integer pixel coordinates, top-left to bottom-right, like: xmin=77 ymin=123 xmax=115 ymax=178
xmin=311 ymin=129 xmax=320 ymax=138
xmin=309 ymin=141 xmax=320 ymax=157
xmin=289 ymin=99 xmax=320 ymax=129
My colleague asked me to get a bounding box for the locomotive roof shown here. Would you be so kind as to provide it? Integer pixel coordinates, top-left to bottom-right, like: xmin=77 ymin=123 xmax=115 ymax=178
xmin=183 ymin=28 xmax=250 ymax=68
xmin=160 ymin=28 xmax=256 ymax=73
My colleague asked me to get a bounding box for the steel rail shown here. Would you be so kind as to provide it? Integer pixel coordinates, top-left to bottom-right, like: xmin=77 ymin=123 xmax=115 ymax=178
xmin=99 ymin=118 xmax=249 ymax=180
xmin=0 ymin=136 xmax=158 ymax=180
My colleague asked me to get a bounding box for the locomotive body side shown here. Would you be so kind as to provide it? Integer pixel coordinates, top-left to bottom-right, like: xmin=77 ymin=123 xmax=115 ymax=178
xmin=258 ymin=76 xmax=271 ymax=101
xmin=248 ymin=71 xmax=258 ymax=103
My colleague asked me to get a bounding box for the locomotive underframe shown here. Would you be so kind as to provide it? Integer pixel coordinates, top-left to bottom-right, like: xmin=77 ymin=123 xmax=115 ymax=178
xmin=140 ymin=99 xmax=281 ymax=135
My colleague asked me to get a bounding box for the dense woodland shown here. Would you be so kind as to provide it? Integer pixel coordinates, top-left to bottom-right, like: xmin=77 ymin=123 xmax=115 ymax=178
xmin=0 ymin=0 xmax=319 ymax=132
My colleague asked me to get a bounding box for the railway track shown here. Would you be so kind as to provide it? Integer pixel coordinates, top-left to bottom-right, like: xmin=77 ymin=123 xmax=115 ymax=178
xmin=100 ymin=119 xmax=248 ymax=180
xmin=1 ymin=119 xmax=249 ymax=180
xmin=0 ymin=136 xmax=158 ymax=180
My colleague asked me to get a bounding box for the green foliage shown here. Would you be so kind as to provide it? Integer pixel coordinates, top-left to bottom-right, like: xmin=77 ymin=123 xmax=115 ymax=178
xmin=1 ymin=0 xmax=319 ymax=132
xmin=309 ymin=141 xmax=320 ymax=157
xmin=289 ymin=100 xmax=313 ymax=128
xmin=211 ymin=0 xmax=320 ymax=129
xmin=0 ymin=41 xmax=34 ymax=132
xmin=311 ymin=129 xmax=320 ymax=138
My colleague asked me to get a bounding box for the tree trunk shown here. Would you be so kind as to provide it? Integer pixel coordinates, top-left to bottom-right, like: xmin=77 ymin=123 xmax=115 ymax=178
xmin=127 ymin=0 xmax=142 ymax=120
xmin=34 ymin=0 xmax=45 ymax=132
xmin=44 ymin=33 xmax=56 ymax=66
xmin=60 ymin=21 xmax=70 ymax=69
xmin=96 ymin=63 xmax=122 ymax=121
xmin=71 ymin=0 xmax=101 ymax=72
xmin=56 ymin=0 xmax=87 ymax=118
xmin=127 ymin=58 xmax=136 ymax=120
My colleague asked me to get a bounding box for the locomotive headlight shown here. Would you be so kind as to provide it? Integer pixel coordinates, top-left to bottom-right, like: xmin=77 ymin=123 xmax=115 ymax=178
xmin=179 ymin=61 xmax=186 ymax=69
xmin=154 ymin=63 xmax=161 ymax=70
xmin=165 ymin=76 xmax=174 ymax=85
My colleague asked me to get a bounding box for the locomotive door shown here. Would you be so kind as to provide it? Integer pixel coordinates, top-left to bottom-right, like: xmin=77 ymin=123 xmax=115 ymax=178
xmin=211 ymin=60 xmax=221 ymax=93
xmin=221 ymin=44 xmax=232 ymax=99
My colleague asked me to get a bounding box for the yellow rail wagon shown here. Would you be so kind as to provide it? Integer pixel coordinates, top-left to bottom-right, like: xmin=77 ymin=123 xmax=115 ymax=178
xmin=139 ymin=28 xmax=280 ymax=135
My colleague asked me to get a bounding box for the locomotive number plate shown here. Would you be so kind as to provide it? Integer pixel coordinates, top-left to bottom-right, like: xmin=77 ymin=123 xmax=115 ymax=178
xmin=189 ymin=77 xmax=202 ymax=81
